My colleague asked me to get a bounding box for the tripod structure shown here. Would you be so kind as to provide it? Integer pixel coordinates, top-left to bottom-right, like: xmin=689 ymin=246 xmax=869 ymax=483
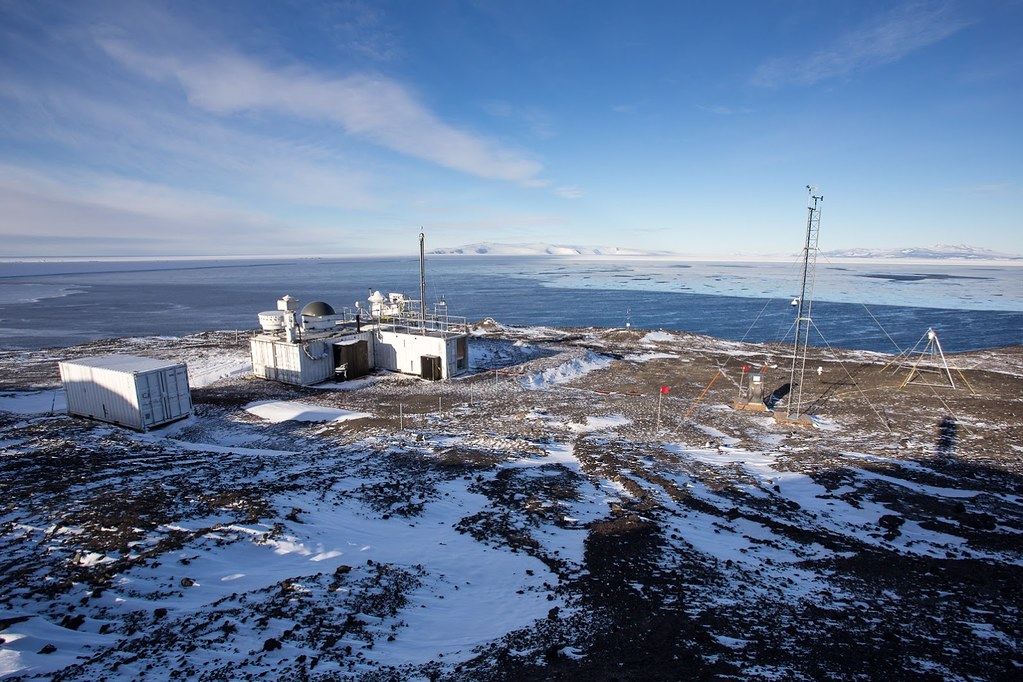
xmin=889 ymin=327 xmax=975 ymax=392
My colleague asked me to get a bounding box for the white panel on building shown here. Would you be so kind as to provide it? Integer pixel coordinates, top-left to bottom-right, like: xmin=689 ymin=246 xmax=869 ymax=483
xmin=59 ymin=355 xmax=192 ymax=431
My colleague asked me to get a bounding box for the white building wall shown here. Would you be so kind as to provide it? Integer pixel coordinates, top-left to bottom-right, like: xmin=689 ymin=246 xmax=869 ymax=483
xmin=374 ymin=330 xmax=450 ymax=377
xmin=371 ymin=333 xmax=399 ymax=373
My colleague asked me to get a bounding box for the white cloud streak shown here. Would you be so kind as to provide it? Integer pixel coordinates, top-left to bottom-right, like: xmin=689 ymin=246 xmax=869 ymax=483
xmin=697 ymin=104 xmax=753 ymax=116
xmin=752 ymin=2 xmax=971 ymax=87
xmin=0 ymin=3 xmax=566 ymax=256
xmin=96 ymin=39 xmax=544 ymax=185
xmin=555 ymin=186 xmax=584 ymax=199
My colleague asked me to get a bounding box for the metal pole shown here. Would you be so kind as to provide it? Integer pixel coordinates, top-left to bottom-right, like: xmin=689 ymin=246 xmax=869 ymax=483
xmin=686 ymin=370 xmax=721 ymax=419
xmin=419 ymin=230 xmax=427 ymax=333
xmin=656 ymin=391 xmax=662 ymax=431
xmin=786 ymin=188 xmax=822 ymax=418
xmin=930 ymin=328 xmax=956 ymax=389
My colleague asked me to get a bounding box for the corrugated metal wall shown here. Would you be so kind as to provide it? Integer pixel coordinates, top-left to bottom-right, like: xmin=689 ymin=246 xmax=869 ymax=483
xmin=59 ymin=359 xmax=192 ymax=431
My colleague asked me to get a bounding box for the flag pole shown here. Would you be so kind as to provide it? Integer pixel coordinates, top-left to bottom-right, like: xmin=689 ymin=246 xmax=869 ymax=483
xmin=656 ymin=390 xmax=662 ymax=432
xmin=655 ymin=385 xmax=669 ymax=433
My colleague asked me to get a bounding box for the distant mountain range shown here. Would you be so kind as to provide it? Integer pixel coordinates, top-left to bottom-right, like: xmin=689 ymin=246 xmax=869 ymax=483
xmin=430 ymin=242 xmax=1019 ymax=260
xmin=821 ymin=244 xmax=1020 ymax=260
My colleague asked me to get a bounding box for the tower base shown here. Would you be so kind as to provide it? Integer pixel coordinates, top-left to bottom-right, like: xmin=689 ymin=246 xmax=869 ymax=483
xmin=732 ymin=400 xmax=770 ymax=412
xmin=773 ymin=412 xmax=815 ymax=427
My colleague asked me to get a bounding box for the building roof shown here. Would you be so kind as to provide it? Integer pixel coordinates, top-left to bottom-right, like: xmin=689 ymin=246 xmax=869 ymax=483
xmin=59 ymin=355 xmax=185 ymax=373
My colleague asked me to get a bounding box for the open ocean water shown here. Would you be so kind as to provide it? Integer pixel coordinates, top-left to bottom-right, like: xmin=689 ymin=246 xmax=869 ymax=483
xmin=0 ymin=256 xmax=1020 ymax=353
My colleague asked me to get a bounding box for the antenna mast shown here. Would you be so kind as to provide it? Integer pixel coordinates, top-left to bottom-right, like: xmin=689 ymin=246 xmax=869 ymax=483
xmin=419 ymin=230 xmax=427 ymax=332
xmin=786 ymin=186 xmax=823 ymax=419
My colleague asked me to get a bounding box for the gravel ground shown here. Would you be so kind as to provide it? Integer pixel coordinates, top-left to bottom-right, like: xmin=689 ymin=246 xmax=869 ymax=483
xmin=1 ymin=325 xmax=1021 ymax=680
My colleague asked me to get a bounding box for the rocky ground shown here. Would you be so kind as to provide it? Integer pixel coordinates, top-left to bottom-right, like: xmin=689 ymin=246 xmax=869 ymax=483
xmin=1 ymin=323 xmax=1021 ymax=680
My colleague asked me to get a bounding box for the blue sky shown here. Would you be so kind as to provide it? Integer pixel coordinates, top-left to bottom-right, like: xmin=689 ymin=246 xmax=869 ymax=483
xmin=0 ymin=0 xmax=1020 ymax=257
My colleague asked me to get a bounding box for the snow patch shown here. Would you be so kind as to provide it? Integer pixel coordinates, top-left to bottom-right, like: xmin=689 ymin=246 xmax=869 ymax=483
xmin=243 ymin=400 xmax=371 ymax=423
xmin=641 ymin=331 xmax=676 ymax=343
xmin=568 ymin=414 xmax=631 ymax=433
xmin=187 ymin=357 xmax=251 ymax=388
xmin=0 ymin=390 xmax=65 ymax=415
xmin=624 ymin=351 xmax=678 ymax=362
xmin=519 ymin=351 xmax=613 ymax=390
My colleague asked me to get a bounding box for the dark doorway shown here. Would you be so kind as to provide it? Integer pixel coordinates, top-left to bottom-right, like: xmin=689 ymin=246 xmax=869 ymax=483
xmin=333 ymin=341 xmax=370 ymax=380
xmin=421 ymin=355 xmax=442 ymax=381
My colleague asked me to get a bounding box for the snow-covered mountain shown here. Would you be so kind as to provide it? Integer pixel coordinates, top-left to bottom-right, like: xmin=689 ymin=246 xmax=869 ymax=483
xmin=823 ymin=244 xmax=1020 ymax=260
xmin=429 ymin=242 xmax=674 ymax=256
xmin=431 ymin=242 xmax=1019 ymax=260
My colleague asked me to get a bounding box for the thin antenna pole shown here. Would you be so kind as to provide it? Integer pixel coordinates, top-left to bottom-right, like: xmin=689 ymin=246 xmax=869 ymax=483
xmin=930 ymin=328 xmax=956 ymax=390
xmin=419 ymin=230 xmax=426 ymax=332
xmin=787 ymin=187 xmax=823 ymax=418
xmin=656 ymin=390 xmax=663 ymax=432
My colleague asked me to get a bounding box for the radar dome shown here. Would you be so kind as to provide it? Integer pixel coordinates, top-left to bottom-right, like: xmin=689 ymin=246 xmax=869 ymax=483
xmin=301 ymin=301 xmax=336 ymax=317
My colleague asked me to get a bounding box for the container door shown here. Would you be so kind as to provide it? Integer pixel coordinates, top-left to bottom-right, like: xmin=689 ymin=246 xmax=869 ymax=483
xmin=352 ymin=341 xmax=370 ymax=377
xmin=137 ymin=371 xmax=166 ymax=427
xmin=162 ymin=366 xmax=191 ymax=418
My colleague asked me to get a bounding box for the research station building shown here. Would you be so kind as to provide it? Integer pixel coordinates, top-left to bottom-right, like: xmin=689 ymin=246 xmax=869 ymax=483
xmin=250 ymin=292 xmax=469 ymax=386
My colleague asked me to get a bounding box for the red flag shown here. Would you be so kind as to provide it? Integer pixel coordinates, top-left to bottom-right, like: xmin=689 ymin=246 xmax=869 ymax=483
xmin=660 ymin=386 xmax=670 ymax=394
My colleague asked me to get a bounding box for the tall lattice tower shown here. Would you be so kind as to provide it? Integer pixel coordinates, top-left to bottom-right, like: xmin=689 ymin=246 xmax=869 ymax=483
xmin=784 ymin=186 xmax=823 ymax=421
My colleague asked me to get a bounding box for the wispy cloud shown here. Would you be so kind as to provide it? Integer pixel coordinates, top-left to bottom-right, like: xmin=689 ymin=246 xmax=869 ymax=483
xmin=430 ymin=213 xmax=569 ymax=233
xmin=752 ymin=2 xmax=971 ymax=87
xmin=96 ymin=38 xmax=544 ymax=185
xmin=0 ymin=0 xmax=560 ymax=257
xmin=316 ymin=0 xmax=402 ymax=63
xmin=483 ymin=100 xmax=557 ymax=139
xmin=555 ymin=185 xmax=584 ymax=199
xmin=949 ymin=181 xmax=1019 ymax=196
xmin=697 ymin=104 xmax=753 ymax=116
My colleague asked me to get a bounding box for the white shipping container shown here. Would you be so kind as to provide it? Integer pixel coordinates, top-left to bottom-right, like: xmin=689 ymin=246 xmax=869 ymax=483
xmin=59 ymin=355 xmax=192 ymax=431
